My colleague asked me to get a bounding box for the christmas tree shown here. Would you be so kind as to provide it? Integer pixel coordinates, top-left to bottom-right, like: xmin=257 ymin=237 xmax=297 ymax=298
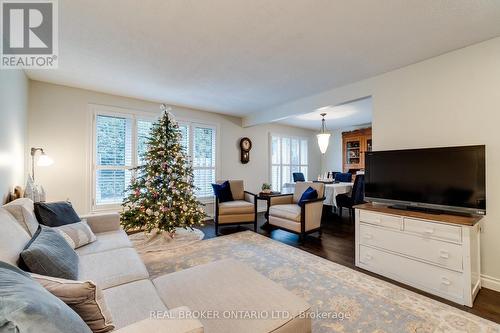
xmin=120 ymin=104 xmax=206 ymax=235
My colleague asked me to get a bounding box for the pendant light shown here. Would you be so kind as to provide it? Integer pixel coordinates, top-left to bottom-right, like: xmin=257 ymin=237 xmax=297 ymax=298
xmin=316 ymin=113 xmax=330 ymax=154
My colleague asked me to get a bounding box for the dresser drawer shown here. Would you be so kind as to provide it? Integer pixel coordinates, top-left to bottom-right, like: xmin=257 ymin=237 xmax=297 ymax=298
xmin=358 ymin=211 xmax=402 ymax=230
xmin=359 ymin=245 xmax=463 ymax=301
xmin=359 ymin=224 xmax=463 ymax=271
xmin=404 ymin=218 xmax=462 ymax=243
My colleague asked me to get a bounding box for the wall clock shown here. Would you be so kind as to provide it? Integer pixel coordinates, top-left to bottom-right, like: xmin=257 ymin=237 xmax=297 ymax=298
xmin=240 ymin=137 xmax=252 ymax=164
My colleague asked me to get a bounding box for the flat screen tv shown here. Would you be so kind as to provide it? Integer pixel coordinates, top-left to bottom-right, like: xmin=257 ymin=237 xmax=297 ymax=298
xmin=365 ymin=145 xmax=486 ymax=215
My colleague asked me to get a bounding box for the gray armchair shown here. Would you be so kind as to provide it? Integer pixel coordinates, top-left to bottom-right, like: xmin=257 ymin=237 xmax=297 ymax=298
xmin=268 ymin=182 xmax=325 ymax=243
xmin=214 ymin=180 xmax=257 ymax=235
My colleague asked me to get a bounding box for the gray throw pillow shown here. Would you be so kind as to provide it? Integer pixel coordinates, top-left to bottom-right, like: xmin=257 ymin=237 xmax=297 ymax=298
xmin=21 ymin=226 xmax=79 ymax=280
xmin=0 ymin=261 xmax=91 ymax=333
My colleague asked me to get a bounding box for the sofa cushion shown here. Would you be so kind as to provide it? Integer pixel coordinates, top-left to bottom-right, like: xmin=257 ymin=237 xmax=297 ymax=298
xmin=3 ymin=198 xmax=39 ymax=235
xmin=76 ymin=229 xmax=132 ymax=256
xmin=34 ymin=201 xmax=81 ymax=227
xmin=153 ymin=259 xmax=311 ymax=333
xmin=21 ymin=226 xmax=79 ymax=280
xmin=0 ymin=208 xmax=31 ymax=266
xmin=54 ymin=220 xmax=97 ymax=249
xmin=228 ymin=180 xmax=245 ymax=200
xmin=79 ymin=247 xmax=149 ymax=289
xmin=0 ymin=261 xmax=91 ymax=333
xmin=103 ymin=279 xmax=167 ymax=329
xmin=32 ymin=273 xmax=114 ymax=333
xmin=269 ymin=204 xmax=302 ymax=222
xmin=218 ymin=200 xmax=254 ymax=215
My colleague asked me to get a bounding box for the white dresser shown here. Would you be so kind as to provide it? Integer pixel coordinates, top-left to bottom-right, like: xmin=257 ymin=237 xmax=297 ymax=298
xmin=355 ymin=203 xmax=482 ymax=306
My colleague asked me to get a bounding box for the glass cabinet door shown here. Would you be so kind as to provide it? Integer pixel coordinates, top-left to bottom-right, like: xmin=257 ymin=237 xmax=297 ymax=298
xmin=345 ymin=138 xmax=361 ymax=167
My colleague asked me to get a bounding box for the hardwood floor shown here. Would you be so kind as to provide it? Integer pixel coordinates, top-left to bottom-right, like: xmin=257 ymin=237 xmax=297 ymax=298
xmin=200 ymin=210 xmax=500 ymax=324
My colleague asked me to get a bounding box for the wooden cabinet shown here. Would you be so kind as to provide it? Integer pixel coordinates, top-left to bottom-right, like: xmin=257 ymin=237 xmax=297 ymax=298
xmin=355 ymin=203 xmax=482 ymax=307
xmin=342 ymin=128 xmax=372 ymax=173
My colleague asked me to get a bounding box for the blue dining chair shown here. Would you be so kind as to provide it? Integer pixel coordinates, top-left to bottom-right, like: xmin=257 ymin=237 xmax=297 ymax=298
xmin=336 ymin=175 xmax=365 ymax=221
xmin=334 ymin=172 xmax=352 ymax=183
xmin=293 ymin=172 xmax=305 ymax=182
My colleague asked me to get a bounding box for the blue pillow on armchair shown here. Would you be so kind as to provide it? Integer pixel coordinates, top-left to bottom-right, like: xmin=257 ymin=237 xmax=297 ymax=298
xmin=211 ymin=181 xmax=234 ymax=202
xmin=298 ymin=187 xmax=318 ymax=206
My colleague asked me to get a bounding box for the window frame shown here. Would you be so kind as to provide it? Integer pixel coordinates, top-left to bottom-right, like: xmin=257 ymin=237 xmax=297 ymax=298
xmin=177 ymin=119 xmax=219 ymax=203
xmin=269 ymin=133 xmax=309 ymax=192
xmin=89 ymin=105 xmax=158 ymax=212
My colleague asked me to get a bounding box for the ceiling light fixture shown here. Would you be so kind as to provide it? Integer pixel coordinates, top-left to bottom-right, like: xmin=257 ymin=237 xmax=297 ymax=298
xmin=316 ymin=113 xmax=331 ymax=154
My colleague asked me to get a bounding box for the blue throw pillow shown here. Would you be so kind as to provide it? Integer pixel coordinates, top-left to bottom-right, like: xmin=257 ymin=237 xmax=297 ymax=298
xmin=34 ymin=201 xmax=81 ymax=227
xmin=298 ymin=187 xmax=318 ymax=206
xmin=0 ymin=261 xmax=91 ymax=333
xmin=20 ymin=226 xmax=79 ymax=280
xmin=211 ymin=181 xmax=234 ymax=202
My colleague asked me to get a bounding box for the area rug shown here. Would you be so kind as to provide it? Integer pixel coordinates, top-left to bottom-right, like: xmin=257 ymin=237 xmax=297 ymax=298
xmin=130 ymin=227 xmax=204 ymax=253
xmin=140 ymin=231 xmax=499 ymax=333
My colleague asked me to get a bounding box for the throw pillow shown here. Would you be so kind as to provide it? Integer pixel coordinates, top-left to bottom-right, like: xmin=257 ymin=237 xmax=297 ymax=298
xmin=54 ymin=219 xmax=97 ymax=249
xmin=21 ymin=226 xmax=79 ymax=280
xmin=211 ymin=181 xmax=234 ymax=202
xmin=3 ymin=198 xmax=40 ymax=236
xmin=0 ymin=261 xmax=91 ymax=333
xmin=32 ymin=273 xmax=115 ymax=333
xmin=298 ymin=187 xmax=318 ymax=205
xmin=34 ymin=201 xmax=81 ymax=227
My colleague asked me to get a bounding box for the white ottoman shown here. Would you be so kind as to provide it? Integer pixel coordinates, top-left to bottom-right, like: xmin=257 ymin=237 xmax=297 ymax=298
xmin=153 ymin=259 xmax=311 ymax=333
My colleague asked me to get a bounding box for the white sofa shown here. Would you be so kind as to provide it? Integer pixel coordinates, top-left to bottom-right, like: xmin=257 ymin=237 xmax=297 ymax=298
xmin=0 ymin=199 xmax=311 ymax=333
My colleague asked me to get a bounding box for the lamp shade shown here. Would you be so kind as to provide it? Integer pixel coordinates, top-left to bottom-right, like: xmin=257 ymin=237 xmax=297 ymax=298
xmin=37 ymin=153 xmax=54 ymax=166
xmin=317 ymin=133 xmax=330 ymax=154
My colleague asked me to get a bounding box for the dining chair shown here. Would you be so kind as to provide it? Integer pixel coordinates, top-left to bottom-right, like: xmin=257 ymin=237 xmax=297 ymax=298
xmin=292 ymin=172 xmax=305 ymax=182
xmin=334 ymin=172 xmax=352 ymax=183
xmin=336 ymin=175 xmax=365 ymax=221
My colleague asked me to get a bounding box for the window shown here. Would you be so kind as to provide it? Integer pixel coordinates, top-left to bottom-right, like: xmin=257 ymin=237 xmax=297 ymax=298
xmin=270 ymin=135 xmax=308 ymax=192
xmin=178 ymin=122 xmax=217 ymax=200
xmin=92 ymin=109 xmax=155 ymax=209
xmin=92 ymin=106 xmax=218 ymax=210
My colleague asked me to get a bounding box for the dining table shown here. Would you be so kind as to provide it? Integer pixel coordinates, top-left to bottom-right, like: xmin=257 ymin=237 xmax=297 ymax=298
xmin=281 ymin=182 xmax=354 ymax=208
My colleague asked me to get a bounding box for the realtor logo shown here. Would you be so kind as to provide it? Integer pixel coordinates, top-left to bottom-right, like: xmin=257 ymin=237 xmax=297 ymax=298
xmin=1 ymin=0 xmax=58 ymax=68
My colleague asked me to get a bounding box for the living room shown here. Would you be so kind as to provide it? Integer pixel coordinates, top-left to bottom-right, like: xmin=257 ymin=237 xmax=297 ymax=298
xmin=1 ymin=1 xmax=500 ymax=332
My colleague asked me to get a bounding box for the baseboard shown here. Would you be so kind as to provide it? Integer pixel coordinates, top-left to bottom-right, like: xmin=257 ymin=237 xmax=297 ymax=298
xmin=481 ymin=274 xmax=500 ymax=292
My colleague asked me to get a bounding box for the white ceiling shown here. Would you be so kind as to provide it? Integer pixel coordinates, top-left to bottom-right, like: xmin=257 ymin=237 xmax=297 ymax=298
xmin=26 ymin=0 xmax=500 ymax=117
xmin=278 ymin=98 xmax=372 ymax=130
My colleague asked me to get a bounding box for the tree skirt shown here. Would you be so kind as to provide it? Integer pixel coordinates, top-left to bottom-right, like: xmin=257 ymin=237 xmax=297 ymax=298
xmin=129 ymin=228 xmax=204 ymax=253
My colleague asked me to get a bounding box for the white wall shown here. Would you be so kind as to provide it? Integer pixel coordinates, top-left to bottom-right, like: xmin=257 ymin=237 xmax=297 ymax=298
xmin=28 ymin=80 xmax=321 ymax=215
xmin=244 ymin=37 xmax=500 ymax=289
xmin=371 ymin=37 xmax=500 ymax=289
xmin=0 ymin=70 xmax=28 ymax=203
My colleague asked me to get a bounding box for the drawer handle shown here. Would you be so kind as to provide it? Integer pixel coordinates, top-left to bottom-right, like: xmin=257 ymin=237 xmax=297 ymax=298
xmin=363 ymin=234 xmax=373 ymax=240
xmin=441 ymin=277 xmax=452 ymax=286
xmin=439 ymin=250 xmax=449 ymax=259
xmin=364 ymin=254 xmax=373 ymax=261
xmin=423 ymin=228 xmax=435 ymax=234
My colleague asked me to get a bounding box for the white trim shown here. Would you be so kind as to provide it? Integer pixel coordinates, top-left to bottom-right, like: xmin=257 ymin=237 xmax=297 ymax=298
xmin=481 ymin=274 xmax=500 ymax=292
xmin=268 ymin=133 xmax=309 ymax=191
xmin=89 ymin=104 xmax=158 ymax=212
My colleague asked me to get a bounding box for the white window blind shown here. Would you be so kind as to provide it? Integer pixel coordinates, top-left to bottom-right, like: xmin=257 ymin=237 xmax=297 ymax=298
xmin=93 ymin=112 xmax=154 ymax=209
xmin=270 ymin=135 xmax=308 ymax=192
xmin=178 ymin=122 xmax=217 ymax=199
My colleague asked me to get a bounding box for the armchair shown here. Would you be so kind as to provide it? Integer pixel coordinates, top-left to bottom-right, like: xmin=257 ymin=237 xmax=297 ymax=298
xmin=268 ymin=182 xmax=325 ymax=243
xmin=213 ymin=180 xmax=257 ymax=236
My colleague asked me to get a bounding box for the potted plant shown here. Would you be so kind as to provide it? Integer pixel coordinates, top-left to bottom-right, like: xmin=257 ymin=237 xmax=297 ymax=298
xmin=261 ymin=183 xmax=272 ymax=194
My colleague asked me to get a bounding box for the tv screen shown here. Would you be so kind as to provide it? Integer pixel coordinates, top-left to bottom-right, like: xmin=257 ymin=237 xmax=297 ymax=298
xmin=365 ymin=145 xmax=486 ymax=214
